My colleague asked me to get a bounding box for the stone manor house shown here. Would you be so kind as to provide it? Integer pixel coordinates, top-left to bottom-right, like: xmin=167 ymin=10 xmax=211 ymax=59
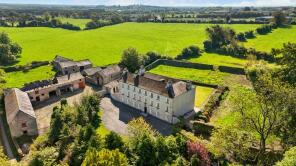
xmin=4 ymin=55 xmax=195 ymax=138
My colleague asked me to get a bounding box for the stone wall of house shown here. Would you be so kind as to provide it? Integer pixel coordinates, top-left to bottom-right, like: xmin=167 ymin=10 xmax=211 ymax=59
xmin=172 ymin=86 xmax=196 ymax=117
xmin=9 ymin=112 xmax=38 ymax=138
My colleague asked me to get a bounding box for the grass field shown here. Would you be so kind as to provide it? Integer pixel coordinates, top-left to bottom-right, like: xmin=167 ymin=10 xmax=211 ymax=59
xmin=4 ymin=65 xmax=54 ymax=88
xmin=58 ymin=17 xmax=91 ymax=29
xmin=189 ymin=52 xmax=247 ymax=67
xmin=0 ymin=23 xmax=260 ymax=67
xmin=244 ymin=25 xmax=296 ymax=52
xmin=149 ymin=65 xmax=230 ymax=85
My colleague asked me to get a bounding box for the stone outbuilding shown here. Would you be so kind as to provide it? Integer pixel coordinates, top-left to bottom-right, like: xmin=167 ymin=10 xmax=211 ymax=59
xmin=96 ymin=65 xmax=122 ymax=86
xmin=81 ymin=67 xmax=102 ymax=85
xmin=52 ymin=55 xmax=92 ymax=75
xmin=4 ymin=88 xmax=38 ymax=138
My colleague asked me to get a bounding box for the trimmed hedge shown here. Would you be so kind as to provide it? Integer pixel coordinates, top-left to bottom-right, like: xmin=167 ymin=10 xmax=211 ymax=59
xmin=3 ymin=61 xmax=49 ymax=72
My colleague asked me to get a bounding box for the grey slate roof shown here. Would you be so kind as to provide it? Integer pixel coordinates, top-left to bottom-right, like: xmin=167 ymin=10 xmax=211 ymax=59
xmin=53 ymin=55 xmax=72 ymax=63
xmin=98 ymin=65 xmax=121 ymax=77
xmin=82 ymin=67 xmax=102 ymax=76
xmin=4 ymin=88 xmax=35 ymax=124
xmin=124 ymin=73 xmax=189 ymax=98
xmin=76 ymin=60 xmax=92 ymax=67
xmin=57 ymin=72 xmax=84 ymax=84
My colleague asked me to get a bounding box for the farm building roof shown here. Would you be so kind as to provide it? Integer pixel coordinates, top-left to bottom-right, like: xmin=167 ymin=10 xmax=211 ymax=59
xmin=82 ymin=67 xmax=102 ymax=76
xmin=58 ymin=61 xmax=77 ymax=68
xmin=98 ymin=65 xmax=121 ymax=77
xmin=76 ymin=60 xmax=92 ymax=67
xmin=124 ymin=72 xmax=190 ymax=98
xmin=53 ymin=55 xmax=73 ymax=63
xmin=57 ymin=72 xmax=84 ymax=84
xmin=4 ymin=88 xmax=36 ymax=124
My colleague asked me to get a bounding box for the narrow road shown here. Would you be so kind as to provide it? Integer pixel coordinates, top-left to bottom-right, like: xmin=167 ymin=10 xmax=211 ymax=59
xmin=0 ymin=115 xmax=15 ymax=159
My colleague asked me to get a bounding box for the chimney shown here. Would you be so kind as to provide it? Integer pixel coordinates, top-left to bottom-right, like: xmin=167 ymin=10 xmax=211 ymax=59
xmin=165 ymin=80 xmax=175 ymax=98
xmin=186 ymin=81 xmax=192 ymax=91
xmin=134 ymin=74 xmax=140 ymax=87
xmin=138 ymin=65 xmax=146 ymax=76
xmin=122 ymin=68 xmax=128 ymax=83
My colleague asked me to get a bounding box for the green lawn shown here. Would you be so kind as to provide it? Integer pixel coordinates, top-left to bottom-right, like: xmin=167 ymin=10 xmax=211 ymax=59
xmin=4 ymin=65 xmax=54 ymax=88
xmin=149 ymin=65 xmax=230 ymax=85
xmin=189 ymin=52 xmax=247 ymax=67
xmin=195 ymin=86 xmax=214 ymax=108
xmin=58 ymin=17 xmax=91 ymax=29
xmin=244 ymin=25 xmax=296 ymax=52
xmin=0 ymin=23 xmax=260 ymax=67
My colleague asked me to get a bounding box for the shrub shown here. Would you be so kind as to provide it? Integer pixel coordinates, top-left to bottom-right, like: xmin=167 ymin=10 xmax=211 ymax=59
xmin=203 ymin=40 xmax=213 ymax=52
xmin=236 ymin=32 xmax=246 ymax=42
xmin=176 ymin=45 xmax=201 ymax=60
xmin=245 ymin=30 xmax=255 ymax=38
xmin=186 ymin=141 xmax=211 ymax=166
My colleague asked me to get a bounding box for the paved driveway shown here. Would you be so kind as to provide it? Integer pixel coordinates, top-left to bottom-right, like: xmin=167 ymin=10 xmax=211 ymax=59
xmin=101 ymin=97 xmax=172 ymax=136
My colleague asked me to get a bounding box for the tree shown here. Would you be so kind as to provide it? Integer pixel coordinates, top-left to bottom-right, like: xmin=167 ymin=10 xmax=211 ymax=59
xmin=29 ymin=147 xmax=58 ymax=166
xmin=276 ymin=146 xmax=296 ymax=166
xmin=279 ymin=42 xmax=296 ymax=85
xmin=105 ymin=131 xmax=124 ymax=150
xmin=44 ymin=12 xmax=51 ymax=22
xmin=48 ymin=107 xmax=63 ymax=144
xmin=205 ymin=25 xmax=236 ymax=50
xmin=210 ymin=127 xmax=256 ymax=163
xmin=232 ymin=74 xmax=288 ymax=161
xmin=173 ymin=156 xmax=189 ymax=166
xmin=273 ymin=11 xmax=287 ymax=27
xmin=82 ymin=148 xmax=128 ymax=166
xmin=0 ymin=32 xmax=22 ymax=64
xmin=120 ymin=47 xmax=142 ymax=73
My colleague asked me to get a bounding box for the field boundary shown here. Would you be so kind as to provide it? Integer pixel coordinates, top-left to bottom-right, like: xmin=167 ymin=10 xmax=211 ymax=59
xmin=2 ymin=61 xmax=50 ymax=73
xmin=145 ymin=59 xmax=246 ymax=75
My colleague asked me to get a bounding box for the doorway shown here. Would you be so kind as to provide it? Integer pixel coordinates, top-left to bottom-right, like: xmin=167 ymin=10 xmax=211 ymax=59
xmin=144 ymin=106 xmax=147 ymax=114
xmin=36 ymin=96 xmax=40 ymax=102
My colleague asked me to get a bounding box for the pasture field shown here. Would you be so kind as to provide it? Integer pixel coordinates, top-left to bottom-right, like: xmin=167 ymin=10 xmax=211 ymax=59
xmin=58 ymin=17 xmax=91 ymax=29
xmin=244 ymin=25 xmax=296 ymax=52
xmin=4 ymin=65 xmax=54 ymax=88
xmin=0 ymin=23 xmax=260 ymax=67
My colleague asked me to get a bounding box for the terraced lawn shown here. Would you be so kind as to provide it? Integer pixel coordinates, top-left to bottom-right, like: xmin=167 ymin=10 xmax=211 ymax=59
xmin=195 ymin=86 xmax=214 ymax=108
xmin=0 ymin=23 xmax=260 ymax=67
xmin=244 ymin=25 xmax=296 ymax=52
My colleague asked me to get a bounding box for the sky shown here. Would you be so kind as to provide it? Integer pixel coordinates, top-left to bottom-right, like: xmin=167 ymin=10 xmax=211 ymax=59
xmin=0 ymin=0 xmax=295 ymax=6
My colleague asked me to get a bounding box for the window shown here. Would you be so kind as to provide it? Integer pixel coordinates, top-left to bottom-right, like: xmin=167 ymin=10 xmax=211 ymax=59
xmin=156 ymin=103 xmax=160 ymax=109
xmin=133 ymin=94 xmax=136 ymax=99
xmin=127 ymin=85 xmax=130 ymax=90
xmin=151 ymin=93 xmax=153 ymax=98
xmin=166 ymin=107 xmax=169 ymax=112
xmin=145 ymin=91 xmax=147 ymax=96
xmin=133 ymin=87 xmax=136 ymax=92
xmin=139 ymin=96 xmax=141 ymax=101
xmin=42 ymin=94 xmax=45 ymax=96
xmin=35 ymin=90 xmax=39 ymax=94
xmin=150 ymin=101 xmax=153 ymax=106
xmin=127 ymin=92 xmax=130 ymax=97
xmin=122 ymin=84 xmax=124 ymax=88
xmin=166 ymin=98 xmax=169 ymax=104
xmin=21 ymin=123 xmax=27 ymax=128
xmin=79 ymin=79 xmax=82 ymax=81
xmin=157 ymin=95 xmax=160 ymax=100
xmin=139 ymin=89 xmax=141 ymax=93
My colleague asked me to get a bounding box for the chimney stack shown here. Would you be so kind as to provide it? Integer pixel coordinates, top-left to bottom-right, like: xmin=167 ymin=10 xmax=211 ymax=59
xmin=122 ymin=68 xmax=128 ymax=83
xmin=186 ymin=81 xmax=192 ymax=91
xmin=134 ymin=74 xmax=140 ymax=87
xmin=165 ymin=80 xmax=175 ymax=98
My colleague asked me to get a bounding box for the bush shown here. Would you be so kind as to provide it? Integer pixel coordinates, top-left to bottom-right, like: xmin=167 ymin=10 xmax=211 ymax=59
xmin=245 ymin=30 xmax=255 ymax=39
xmin=256 ymin=25 xmax=273 ymax=35
xmin=176 ymin=45 xmax=201 ymax=60
xmin=203 ymin=40 xmax=213 ymax=52
xmin=236 ymin=32 xmax=246 ymax=42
